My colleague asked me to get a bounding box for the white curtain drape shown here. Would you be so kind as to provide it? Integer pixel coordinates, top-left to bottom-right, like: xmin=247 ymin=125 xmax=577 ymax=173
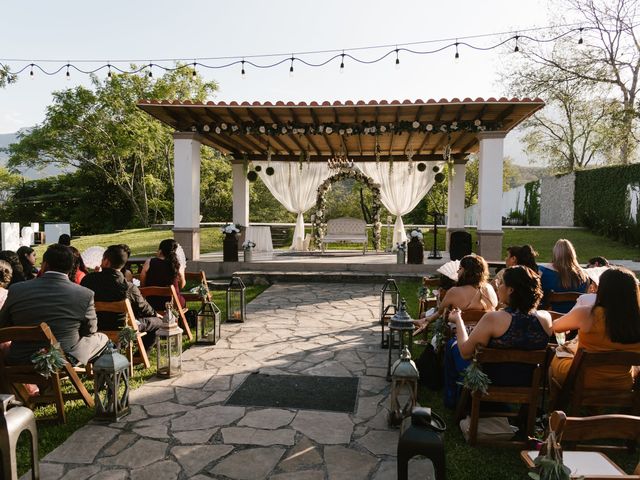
xmin=356 ymin=162 xmax=444 ymax=247
xmin=254 ymin=161 xmax=331 ymax=250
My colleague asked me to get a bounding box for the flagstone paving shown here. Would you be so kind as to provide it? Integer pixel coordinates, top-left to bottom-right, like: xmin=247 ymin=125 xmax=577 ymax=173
xmin=27 ymin=283 xmax=435 ymax=479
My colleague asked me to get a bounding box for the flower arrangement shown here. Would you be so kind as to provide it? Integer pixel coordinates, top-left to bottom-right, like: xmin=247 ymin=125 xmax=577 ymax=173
xmin=221 ymin=223 xmax=240 ymax=235
xmin=242 ymin=240 xmax=256 ymax=250
xmin=396 ymin=242 xmax=407 ymax=252
xmin=409 ymin=229 xmax=424 ymax=241
xmin=31 ymin=344 xmax=66 ymax=378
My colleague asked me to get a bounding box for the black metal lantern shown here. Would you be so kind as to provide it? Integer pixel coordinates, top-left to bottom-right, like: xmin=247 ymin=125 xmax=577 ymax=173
xmin=196 ymin=299 xmax=221 ymax=344
xmin=226 ymin=276 xmax=246 ymax=323
xmin=387 ymin=299 xmax=415 ymax=380
xmin=93 ymin=344 xmax=130 ymax=421
xmin=380 ymin=278 xmax=400 ymax=348
xmin=388 ymin=346 xmax=420 ymax=427
xmin=156 ymin=305 xmax=183 ymax=378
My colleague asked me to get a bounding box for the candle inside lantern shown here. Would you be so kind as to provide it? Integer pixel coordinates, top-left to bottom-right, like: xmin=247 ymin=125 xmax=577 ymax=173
xmin=233 ymin=310 xmax=241 ymax=320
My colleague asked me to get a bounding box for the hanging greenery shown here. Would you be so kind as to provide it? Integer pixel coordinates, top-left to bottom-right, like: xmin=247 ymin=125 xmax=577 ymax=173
xmin=31 ymin=344 xmax=66 ymax=378
xmin=528 ymin=431 xmax=571 ymax=480
xmin=459 ymin=357 xmax=491 ymax=395
xmin=313 ymin=168 xmax=382 ymax=251
xmin=118 ymin=326 xmax=138 ymax=349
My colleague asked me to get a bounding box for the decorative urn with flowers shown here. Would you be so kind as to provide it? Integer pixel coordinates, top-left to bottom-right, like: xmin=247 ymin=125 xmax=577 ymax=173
xmin=242 ymin=240 xmax=256 ymax=263
xmin=407 ymin=229 xmax=424 ymax=264
xmin=221 ymin=224 xmax=240 ymax=262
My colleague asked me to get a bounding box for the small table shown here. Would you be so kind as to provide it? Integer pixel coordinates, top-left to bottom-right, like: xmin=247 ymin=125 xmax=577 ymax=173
xmin=245 ymin=226 xmax=273 ymax=252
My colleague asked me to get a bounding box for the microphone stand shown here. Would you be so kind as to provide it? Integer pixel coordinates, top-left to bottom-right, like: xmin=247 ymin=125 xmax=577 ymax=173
xmin=428 ymin=211 xmax=442 ymax=260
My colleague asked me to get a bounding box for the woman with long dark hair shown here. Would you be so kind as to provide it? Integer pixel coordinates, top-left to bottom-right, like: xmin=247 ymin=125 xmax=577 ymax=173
xmin=550 ymin=266 xmax=640 ymax=391
xmin=68 ymin=246 xmax=89 ymax=284
xmin=16 ymin=246 xmax=38 ymax=280
xmin=0 ymin=251 xmax=25 ymax=285
xmin=139 ymin=238 xmax=186 ymax=311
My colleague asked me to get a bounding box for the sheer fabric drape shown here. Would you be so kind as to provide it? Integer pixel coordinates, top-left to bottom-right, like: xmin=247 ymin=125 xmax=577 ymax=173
xmin=356 ymin=162 xmax=444 ymax=246
xmin=254 ymin=162 xmax=331 ymax=250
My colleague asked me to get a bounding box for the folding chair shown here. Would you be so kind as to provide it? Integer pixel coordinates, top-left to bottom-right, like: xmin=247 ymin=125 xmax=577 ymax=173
xmin=94 ymin=299 xmax=151 ymax=374
xmin=521 ymin=410 xmax=640 ymax=478
xmin=139 ymin=285 xmax=193 ymax=340
xmin=0 ymin=323 xmax=94 ymax=424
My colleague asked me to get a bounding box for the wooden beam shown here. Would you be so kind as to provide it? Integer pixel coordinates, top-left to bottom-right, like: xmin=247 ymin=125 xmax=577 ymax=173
xmin=459 ymin=137 xmax=478 ymax=154
xmin=266 ymin=108 xmax=306 ymax=154
xmin=354 ymin=108 xmax=364 ymax=156
xmin=289 ymin=108 xmax=321 ymax=156
xmin=496 ymin=105 xmax=515 ymax=123
xmin=403 ymin=106 xmax=423 ymax=154
xmin=240 ymin=153 xmax=443 ymax=162
xmin=246 ymin=110 xmax=293 ymax=155
xmin=205 ymin=110 xmax=264 ymax=153
xmin=310 ymin=109 xmax=335 ymax=157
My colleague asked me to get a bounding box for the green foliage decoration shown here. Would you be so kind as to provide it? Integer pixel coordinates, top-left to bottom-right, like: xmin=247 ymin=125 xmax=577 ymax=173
xmin=118 ymin=327 xmax=138 ymax=349
xmin=459 ymin=357 xmax=491 ymax=395
xmin=574 ymin=163 xmax=640 ymax=246
xmin=528 ymin=431 xmax=572 ymax=480
xmin=31 ymin=344 xmax=66 ymax=378
xmin=523 ymin=180 xmax=541 ymax=226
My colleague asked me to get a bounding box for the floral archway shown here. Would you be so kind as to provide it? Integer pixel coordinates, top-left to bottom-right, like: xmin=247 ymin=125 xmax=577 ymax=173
xmin=313 ymin=168 xmax=382 ymax=251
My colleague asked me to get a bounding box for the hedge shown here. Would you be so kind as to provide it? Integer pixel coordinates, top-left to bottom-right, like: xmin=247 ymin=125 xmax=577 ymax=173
xmin=574 ymin=163 xmax=640 ymax=246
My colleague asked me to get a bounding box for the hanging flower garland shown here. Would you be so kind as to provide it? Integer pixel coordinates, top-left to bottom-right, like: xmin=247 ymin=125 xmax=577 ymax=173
xmin=199 ymin=119 xmax=497 ymax=136
xmin=313 ymin=168 xmax=382 ymax=251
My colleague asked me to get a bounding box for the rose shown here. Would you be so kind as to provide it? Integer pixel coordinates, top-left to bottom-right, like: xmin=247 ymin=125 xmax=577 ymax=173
xmin=412 ymin=121 xmax=420 ymax=129
xmin=426 ymin=124 xmax=433 ymax=131
xmin=215 ymin=127 xmax=221 ymax=134
xmin=221 ymin=123 xmax=228 ymax=130
xmin=203 ymin=125 xmax=210 ymax=132
xmin=325 ymin=126 xmax=333 ymax=134
xmin=259 ymin=126 xmax=266 ymax=133
xmin=380 ymin=125 xmax=387 ymax=133
xmin=221 ymin=223 xmax=240 ymax=234
xmin=474 ymin=119 xmax=482 ymax=127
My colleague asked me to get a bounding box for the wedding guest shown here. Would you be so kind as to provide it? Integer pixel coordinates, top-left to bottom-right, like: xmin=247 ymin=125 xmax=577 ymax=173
xmin=139 ymin=239 xmax=186 ymax=311
xmin=69 ymin=246 xmax=89 ymax=284
xmin=539 ymin=239 xmax=589 ymax=313
xmin=16 ymin=246 xmax=38 ymax=280
xmin=587 ymin=256 xmax=609 ymax=268
xmin=0 ymin=251 xmax=25 ymax=285
xmin=58 ymin=234 xmax=71 ymax=246
xmin=492 ymin=244 xmax=539 ymax=290
xmin=0 ymin=260 xmax=12 ymax=308
xmin=118 ymin=243 xmax=134 ymax=282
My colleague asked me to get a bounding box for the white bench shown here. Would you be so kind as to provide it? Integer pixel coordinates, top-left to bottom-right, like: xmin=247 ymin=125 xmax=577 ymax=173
xmin=320 ymin=217 xmax=368 ymax=254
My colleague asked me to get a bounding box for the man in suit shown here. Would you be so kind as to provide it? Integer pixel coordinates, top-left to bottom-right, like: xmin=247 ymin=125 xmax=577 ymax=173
xmin=0 ymin=244 xmax=108 ymax=365
xmin=81 ymin=244 xmax=162 ymax=348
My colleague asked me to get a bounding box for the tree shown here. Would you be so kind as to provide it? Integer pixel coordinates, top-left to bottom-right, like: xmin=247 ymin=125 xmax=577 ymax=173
xmin=505 ymin=0 xmax=640 ymax=165
xmin=6 ymin=66 xmax=217 ymax=226
xmin=0 ymin=64 xmax=16 ymax=88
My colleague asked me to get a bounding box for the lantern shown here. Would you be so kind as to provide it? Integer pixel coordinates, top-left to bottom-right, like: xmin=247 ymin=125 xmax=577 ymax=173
xmin=156 ymin=303 xmax=183 ymax=378
xmin=388 ymin=346 xmax=420 ymax=427
xmin=93 ymin=344 xmax=130 ymax=421
xmin=380 ymin=278 xmax=400 ymax=349
xmin=196 ymin=300 xmax=221 ymax=345
xmin=226 ymin=276 xmax=246 ymax=323
xmin=387 ymin=299 xmax=414 ymax=380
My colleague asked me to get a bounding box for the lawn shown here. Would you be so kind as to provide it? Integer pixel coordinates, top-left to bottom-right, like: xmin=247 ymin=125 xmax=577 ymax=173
xmin=16 ymin=283 xmax=269 ymax=476
xmin=33 ymin=226 xmax=639 ymax=264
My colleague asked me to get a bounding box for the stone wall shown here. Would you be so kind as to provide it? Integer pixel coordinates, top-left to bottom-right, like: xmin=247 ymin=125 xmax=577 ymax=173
xmin=540 ymin=173 xmax=575 ymax=226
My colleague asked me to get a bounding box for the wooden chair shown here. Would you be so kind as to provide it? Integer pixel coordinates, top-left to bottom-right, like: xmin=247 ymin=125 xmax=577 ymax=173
xmin=139 ymin=285 xmax=193 ymax=340
xmin=542 ymin=291 xmax=583 ymax=311
xmin=0 ymin=323 xmax=94 ymax=424
xmin=182 ymin=271 xmax=211 ymax=305
xmin=521 ymin=411 xmax=640 ymax=478
xmin=551 ymin=349 xmax=640 ymax=416
xmin=417 ymin=278 xmax=440 ymax=318
xmin=94 ymin=299 xmax=151 ymax=374
xmin=455 ymin=346 xmax=548 ymax=446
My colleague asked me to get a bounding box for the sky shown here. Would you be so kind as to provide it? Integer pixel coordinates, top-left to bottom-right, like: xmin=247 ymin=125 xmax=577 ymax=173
xmin=0 ymin=0 xmax=553 ymax=163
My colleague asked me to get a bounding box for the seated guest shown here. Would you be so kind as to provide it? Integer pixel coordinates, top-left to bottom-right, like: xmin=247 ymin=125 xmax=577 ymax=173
xmin=81 ymin=245 xmax=163 ymax=348
xmin=69 ymin=246 xmax=89 ymax=284
xmin=451 ymin=266 xmax=552 ymax=386
xmin=550 ymin=266 xmax=640 ymax=391
xmin=0 ymin=251 xmax=25 ymax=285
xmin=0 ymin=260 xmax=12 ymax=309
xmin=58 ymin=234 xmax=71 ymax=246
xmin=492 ymin=244 xmax=539 ymax=291
xmin=587 ymin=256 xmax=609 ymax=268
xmin=539 ymin=239 xmax=589 ymax=313
xmin=139 ymin=239 xmax=186 ymax=311
xmin=118 ymin=243 xmax=134 ymax=282
xmin=416 ymin=254 xmax=498 ymax=328
xmin=0 ymin=244 xmax=109 ymax=366
xmin=16 ymin=246 xmax=38 ymax=280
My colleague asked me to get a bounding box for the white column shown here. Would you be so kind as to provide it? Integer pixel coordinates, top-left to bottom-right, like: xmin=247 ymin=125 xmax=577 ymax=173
xmin=232 ymin=162 xmax=249 ymax=226
xmin=173 ymin=132 xmax=201 ymax=261
xmin=446 ymin=160 xmax=467 ymax=250
xmin=477 ymin=132 xmax=506 ymax=260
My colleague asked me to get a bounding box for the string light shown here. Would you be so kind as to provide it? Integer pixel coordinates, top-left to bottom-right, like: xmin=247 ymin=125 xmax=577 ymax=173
xmin=29 ymin=63 xmax=34 ymax=78
xmin=241 ymin=59 xmax=246 ymax=79
xmin=0 ymin=23 xmax=604 ymax=81
xmin=147 ymin=63 xmax=153 ymax=78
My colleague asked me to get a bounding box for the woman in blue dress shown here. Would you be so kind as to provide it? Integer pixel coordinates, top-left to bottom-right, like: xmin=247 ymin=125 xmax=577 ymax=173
xmin=539 ymin=239 xmax=589 ymax=313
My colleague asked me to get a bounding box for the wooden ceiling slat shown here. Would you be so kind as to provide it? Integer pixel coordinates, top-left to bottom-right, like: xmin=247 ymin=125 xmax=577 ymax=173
xmin=246 ymin=110 xmax=292 ymax=155
xmin=403 ymin=105 xmax=423 ymax=155
xmin=266 ymin=108 xmax=307 ymax=155
xmin=310 ymin=110 xmax=335 ymax=157
xmin=289 ymin=108 xmax=321 ymax=156
xmin=203 ymin=110 xmax=264 ymax=153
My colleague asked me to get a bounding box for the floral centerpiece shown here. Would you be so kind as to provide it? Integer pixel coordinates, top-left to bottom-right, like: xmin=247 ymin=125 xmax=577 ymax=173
xmin=242 ymin=240 xmax=256 ymax=250
xmin=409 ymin=229 xmax=424 ymax=242
xmin=221 ymin=223 xmax=240 ymax=235
xmin=407 ymin=229 xmax=425 ymax=264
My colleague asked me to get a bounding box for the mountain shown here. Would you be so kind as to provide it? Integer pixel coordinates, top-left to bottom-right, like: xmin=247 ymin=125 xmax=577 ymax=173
xmin=0 ymin=131 xmax=67 ymax=179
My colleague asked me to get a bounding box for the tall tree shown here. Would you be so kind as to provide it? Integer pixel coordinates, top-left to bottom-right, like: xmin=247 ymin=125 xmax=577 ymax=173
xmin=504 ymin=0 xmax=640 ymax=166
xmin=0 ymin=64 xmax=16 ymax=88
xmin=6 ymin=66 xmax=217 ymax=226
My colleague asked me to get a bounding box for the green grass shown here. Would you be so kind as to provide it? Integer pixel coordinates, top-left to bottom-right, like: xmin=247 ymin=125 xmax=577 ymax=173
xmin=15 ymin=284 xmax=268 ymax=476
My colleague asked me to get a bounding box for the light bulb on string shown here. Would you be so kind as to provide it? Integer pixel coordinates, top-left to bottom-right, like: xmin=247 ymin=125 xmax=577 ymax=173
xmin=395 ymin=48 xmax=400 ymax=70
xmin=192 ymin=62 xmax=197 ymax=79
xmin=339 ymin=52 xmax=345 ymax=74
xmin=148 ymin=63 xmax=153 ymax=78
xmin=241 ymin=59 xmax=246 ymax=79
xmin=454 ymin=42 xmax=460 ymax=62
xmin=289 ymin=56 xmax=294 ymax=77
xmin=66 ymin=64 xmax=70 ymax=81
xmin=578 ymin=27 xmax=584 ymax=45
xmin=107 ymin=64 xmax=112 ymax=80
xmin=29 ymin=63 xmax=34 ymax=79
xmin=514 ymin=35 xmax=520 ymax=53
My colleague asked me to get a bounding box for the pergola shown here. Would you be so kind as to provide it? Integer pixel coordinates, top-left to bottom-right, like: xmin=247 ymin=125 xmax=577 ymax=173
xmin=137 ymin=97 xmax=544 ymax=261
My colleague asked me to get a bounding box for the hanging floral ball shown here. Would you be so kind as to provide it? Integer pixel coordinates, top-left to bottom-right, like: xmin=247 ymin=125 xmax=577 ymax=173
xmin=247 ymin=171 xmax=258 ymax=182
xmin=254 ymin=165 xmax=262 ymax=172
xmin=435 ymin=172 xmax=446 ymax=183
xmin=417 ymin=162 xmax=427 ymax=172
xmin=433 ymin=165 xmax=441 ymax=173
xmin=266 ymin=167 xmax=275 ymax=176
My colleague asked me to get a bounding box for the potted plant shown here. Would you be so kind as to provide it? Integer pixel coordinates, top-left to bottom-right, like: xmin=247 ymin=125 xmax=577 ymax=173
xmin=242 ymin=240 xmax=256 ymax=262
xmin=221 ymin=223 xmax=240 ymax=262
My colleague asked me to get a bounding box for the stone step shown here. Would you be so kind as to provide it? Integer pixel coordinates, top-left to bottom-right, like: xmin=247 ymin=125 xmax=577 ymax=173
xmin=232 ymin=270 xmax=423 ymax=285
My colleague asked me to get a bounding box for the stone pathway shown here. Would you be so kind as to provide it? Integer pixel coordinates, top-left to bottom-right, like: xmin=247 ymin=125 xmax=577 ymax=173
xmin=28 ymin=283 xmax=434 ymax=480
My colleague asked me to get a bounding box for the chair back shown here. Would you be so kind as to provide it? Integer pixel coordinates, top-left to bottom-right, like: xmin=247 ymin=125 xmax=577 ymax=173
xmin=550 ymin=410 xmax=640 ymax=445
xmin=94 ymin=299 xmax=138 ymax=330
xmin=139 ymin=285 xmax=193 ymax=340
xmin=183 ymin=271 xmax=210 ymax=303
xmin=542 ymin=291 xmax=583 ymax=310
